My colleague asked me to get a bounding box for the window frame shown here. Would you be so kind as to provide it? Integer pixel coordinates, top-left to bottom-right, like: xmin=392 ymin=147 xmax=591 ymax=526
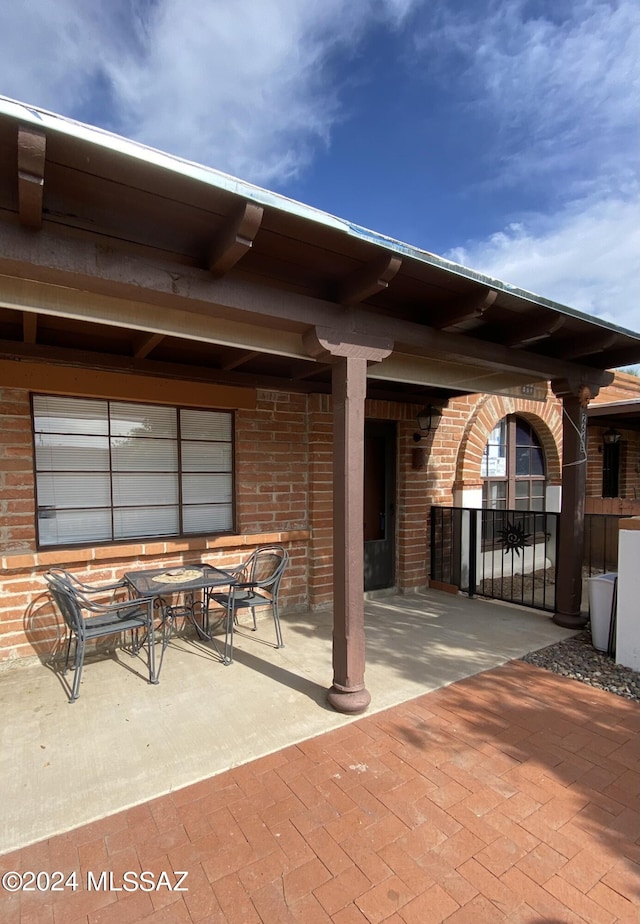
xmin=31 ymin=394 xmax=236 ymax=550
xmin=482 ymin=415 xmax=547 ymax=512
xmin=602 ymin=440 xmax=621 ymax=498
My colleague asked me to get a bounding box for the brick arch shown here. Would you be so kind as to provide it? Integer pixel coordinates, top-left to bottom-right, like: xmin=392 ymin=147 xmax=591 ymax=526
xmin=455 ymin=394 xmax=562 ymax=489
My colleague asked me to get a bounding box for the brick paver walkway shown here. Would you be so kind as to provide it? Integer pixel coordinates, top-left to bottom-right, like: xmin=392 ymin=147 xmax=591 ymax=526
xmin=1 ymin=660 xmax=638 ymax=923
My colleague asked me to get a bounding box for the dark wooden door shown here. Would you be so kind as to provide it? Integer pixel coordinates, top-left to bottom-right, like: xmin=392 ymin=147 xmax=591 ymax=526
xmin=364 ymin=421 xmax=396 ymax=591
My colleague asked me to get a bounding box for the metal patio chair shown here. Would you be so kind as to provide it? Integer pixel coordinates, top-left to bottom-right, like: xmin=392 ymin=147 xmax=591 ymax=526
xmin=207 ymin=545 xmax=288 ymax=664
xmin=44 ymin=570 xmax=156 ymax=702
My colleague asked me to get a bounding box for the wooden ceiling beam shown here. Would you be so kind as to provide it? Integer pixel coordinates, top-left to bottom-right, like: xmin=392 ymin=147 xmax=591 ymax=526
xmin=208 ymin=201 xmax=264 ymax=277
xmin=558 ymin=331 xmax=619 ymax=361
xmin=133 ymin=332 xmax=165 ymax=359
xmin=293 ymin=362 xmax=333 ymax=380
xmin=23 ymin=311 xmax=38 ymax=343
xmin=434 ymin=288 xmax=497 ymax=330
xmin=505 ymin=314 xmax=566 ymax=348
xmin=221 ymin=350 xmax=260 ymax=371
xmin=338 ymin=254 xmax=402 ymax=306
xmin=17 ymin=126 xmax=46 ymax=230
xmin=0 ymin=223 xmax=618 ymax=387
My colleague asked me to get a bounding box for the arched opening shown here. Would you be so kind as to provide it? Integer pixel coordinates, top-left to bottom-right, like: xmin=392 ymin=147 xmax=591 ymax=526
xmin=481 ymin=415 xmax=547 ymax=511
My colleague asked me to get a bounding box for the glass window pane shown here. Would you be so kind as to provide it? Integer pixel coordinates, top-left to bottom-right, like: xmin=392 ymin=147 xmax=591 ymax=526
xmin=530 ymin=496 xmax=544 ymax=511
xmin=515 ymin=419 xmax=532 ymax=446
xmin=530 ymin=447 xmax=545 ymax=475
xmin=482 ymin=421 xmax=507 ymax=475
xmin=182 ymin=473 xmax=232 ymax=504
xmin=33 ymin=396 xmax=235 ymax=546
xmin=182 ymin=441 xmax=232 ymax=472
xmin=110 ymin=403 xmax=177 ymax=438
xmin=515 ymin=447 xmax=531 ymax=476
xmin=38 ymin=508 xmax=112 ymax=545
xmin=515 ymin=481 xmax=529 ymax=498
xmin=183 ymin=504 xmax=233 ymax=533
xmin=486 ymin=481 xmax=507 ymax=508
xmin=35 ymin=434 xmax=110 ymax=471
xmin=531 ymin=481 xmax=544 ymax=497
xmin=515 ymin=498 xmax=530 ymax=510
xmin=33 ymin=396 xmax=108 ymax=435
xmin=37 ymin=472 xmax=111 ymax=508
xmin=113 ymin=506 xmax=179 ymax=539
xmin=180 ymin=409 xmax=231 ymax=441
xmin=111 ymin=438 xmax=178 ymax=471
xmin=112 ymin=474 xmax=179 ymax=507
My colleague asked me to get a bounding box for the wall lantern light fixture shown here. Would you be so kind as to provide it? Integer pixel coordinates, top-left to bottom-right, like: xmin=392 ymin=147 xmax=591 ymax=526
xmin=602 ymin=427 xmax=621 ymax=446
xmin=413 ymin=405 xmax=442 ymax=442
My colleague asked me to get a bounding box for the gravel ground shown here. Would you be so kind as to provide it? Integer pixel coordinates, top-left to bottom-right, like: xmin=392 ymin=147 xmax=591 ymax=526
xmin=521 ymin=628 xmax=640 ymax=703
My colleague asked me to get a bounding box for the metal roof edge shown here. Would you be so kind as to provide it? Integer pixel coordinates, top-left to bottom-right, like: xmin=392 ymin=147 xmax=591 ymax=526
xmin=2 ymin=95 xmax=639 ymax=343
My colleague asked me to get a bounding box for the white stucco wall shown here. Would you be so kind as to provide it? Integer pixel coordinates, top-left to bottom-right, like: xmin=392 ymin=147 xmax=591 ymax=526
xmin=616 ymin=519 xmax=640 ymax=671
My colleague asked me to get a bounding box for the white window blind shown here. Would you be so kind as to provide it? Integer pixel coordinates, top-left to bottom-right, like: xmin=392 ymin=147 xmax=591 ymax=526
xmin=33 ymin=395 xmax=234 ymax=547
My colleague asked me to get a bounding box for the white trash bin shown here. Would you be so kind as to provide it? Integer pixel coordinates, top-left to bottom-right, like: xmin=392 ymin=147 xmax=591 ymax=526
xmin=587 ymin=573 xmax=617 ymax=653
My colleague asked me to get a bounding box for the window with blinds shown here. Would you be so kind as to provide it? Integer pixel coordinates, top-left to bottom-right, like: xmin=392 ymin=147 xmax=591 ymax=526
xmin=32 ymin=395 xmax=234 ymax=547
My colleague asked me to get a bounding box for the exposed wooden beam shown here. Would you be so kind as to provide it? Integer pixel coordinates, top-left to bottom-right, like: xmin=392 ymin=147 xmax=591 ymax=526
xmin=434 ymin=289 xmax=497 ymax=331
xmin=208 ymin=201 xmax=263 ymax=277
xmin=133 ymin=332 xmax=165 ymax=359
xmin=0 ymin=339 xmax=333 ymax=396
xmin=505 ymin=314 xmax=565 ymax=347
xmin=17 ymin=126 xmax=46 ymax=230
xmin=23 ymin=311 xmax=38 ymax=343
xmin=293 ymin=362 xmax=333 ymax=381
xmin=303 ymin=326 xmax=393 ymax=363
xmin=597 ymin=345 xmax=640 ymax=369
xmin=558 ymin=332 xmax=619 ymax=361
xmin=338 ymin=254 xmax=402 ymax=306
xmin=221 ymin=350 xmax=260 ymax=371
xmin=0 ymin=224 xmax=619 ymax=387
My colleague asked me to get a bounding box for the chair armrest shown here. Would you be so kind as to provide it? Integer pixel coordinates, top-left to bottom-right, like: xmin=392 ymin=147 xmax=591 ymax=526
xmin=78 ymin=579 xmax=127 ymax=594
xmin=79 ymin=592 xmax=154 ymax=621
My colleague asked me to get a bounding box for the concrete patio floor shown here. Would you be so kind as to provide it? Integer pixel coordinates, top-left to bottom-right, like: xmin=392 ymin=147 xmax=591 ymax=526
xmin=0 ymin=589 xmax=579 ymax=857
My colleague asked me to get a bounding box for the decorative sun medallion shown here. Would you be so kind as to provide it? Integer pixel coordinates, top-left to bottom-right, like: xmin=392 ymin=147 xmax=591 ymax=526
xmin=499 ymin=521 xmax=531 ymax=557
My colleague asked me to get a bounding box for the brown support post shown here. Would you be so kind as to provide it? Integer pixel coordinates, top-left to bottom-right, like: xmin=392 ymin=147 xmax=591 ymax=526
xmin=303 ymin=326 xmax=392 ymax=714
xmin=328 ymin=355 xmax=370 ymax=713
xmin=552 ymin=380 xmax=599 ymax=628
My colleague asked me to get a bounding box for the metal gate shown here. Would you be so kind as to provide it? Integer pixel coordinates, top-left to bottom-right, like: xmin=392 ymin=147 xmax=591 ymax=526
xmin=430 ymin=506 xmax=559 ymax=612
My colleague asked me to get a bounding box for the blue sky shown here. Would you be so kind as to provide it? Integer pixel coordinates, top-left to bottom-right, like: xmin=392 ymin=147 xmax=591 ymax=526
xmin=1 ymin=0 xmax=638 ymax=332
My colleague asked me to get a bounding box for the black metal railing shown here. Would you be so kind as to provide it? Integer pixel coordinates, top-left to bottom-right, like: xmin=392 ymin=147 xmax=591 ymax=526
xmin=431 ymin=506 xmax=558 ymax=612
xmin=583 ymin=513 xmax=632 ymax=575
xmin=431 ymin=507 xmax=633 ymax=613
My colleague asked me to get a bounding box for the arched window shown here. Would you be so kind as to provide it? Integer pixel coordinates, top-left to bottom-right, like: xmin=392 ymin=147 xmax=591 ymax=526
xmin=481 ymin=415 xmax=546 ymax=510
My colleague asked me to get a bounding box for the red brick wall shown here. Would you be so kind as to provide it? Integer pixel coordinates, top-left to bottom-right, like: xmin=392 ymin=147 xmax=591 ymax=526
xmin=0 ymin=386 xmax=311 ymax=664
xmin=2 ymin=370 xmax=638 ymax=664
xmin=586 ymin=372 xmax=640 ymax=505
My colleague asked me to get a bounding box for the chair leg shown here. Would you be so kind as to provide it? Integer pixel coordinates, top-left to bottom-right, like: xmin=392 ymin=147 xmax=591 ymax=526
xmin=70 ymin=639 xmax=85 ymax=702
xmin=147 ymin=600 xmax=158 ymax=685
xmin=224 ymin=601 xmax=235 ymax=665
xmin=63 ymin=631 xmax=73 ymax=674
xmin=272 ymin=603 xmax=284 ymax=649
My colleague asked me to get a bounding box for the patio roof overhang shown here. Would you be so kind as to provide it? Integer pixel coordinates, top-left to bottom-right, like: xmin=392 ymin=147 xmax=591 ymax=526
xmin=0 ymin=96 xmax=639 ymax=404
xmin=588 ymin=399 xmax=640 ymax=433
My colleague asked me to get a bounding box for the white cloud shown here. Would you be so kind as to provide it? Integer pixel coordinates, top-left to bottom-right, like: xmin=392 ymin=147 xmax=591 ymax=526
xmin=416 ymin=0 xmax=638 ymax=198
xmin=446 ymin=191 xmax=640 ymax=332
xmin=417 ymin=1 xmax=640 ymax=333
xmin=0 ymin=0 xmax=417 ymax=184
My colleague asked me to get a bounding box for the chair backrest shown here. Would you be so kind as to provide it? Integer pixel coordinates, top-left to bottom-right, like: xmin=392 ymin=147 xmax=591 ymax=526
xmin=244 ymin=545 xmax=288 ymax=595
xmin=44 ymin=572 xmax=84 ymax=637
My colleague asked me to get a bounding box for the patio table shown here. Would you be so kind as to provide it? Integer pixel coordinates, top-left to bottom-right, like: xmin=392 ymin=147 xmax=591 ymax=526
xmin=123 ymin=564 xmax=236 ymax=669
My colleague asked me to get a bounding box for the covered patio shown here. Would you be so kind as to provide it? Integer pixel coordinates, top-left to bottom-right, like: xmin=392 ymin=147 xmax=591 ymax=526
xmin=0 ymin=589 xmax=576 ymax=856
xmin=2 ymin=98 xmax=640 ymax=719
